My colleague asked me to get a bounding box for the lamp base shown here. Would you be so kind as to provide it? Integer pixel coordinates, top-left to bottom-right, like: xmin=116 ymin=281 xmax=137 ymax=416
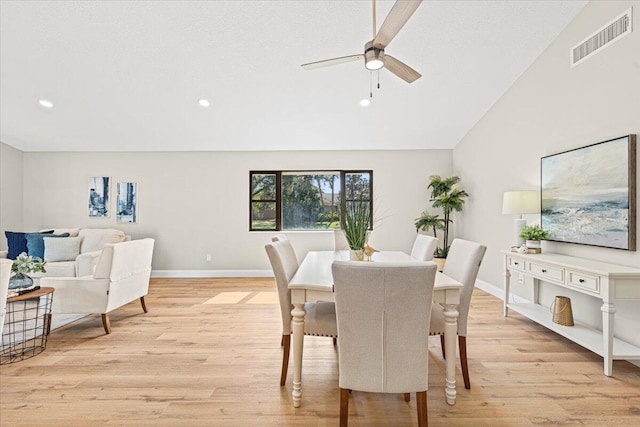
xmin=514 ymin=218 xmax=526 ymax=247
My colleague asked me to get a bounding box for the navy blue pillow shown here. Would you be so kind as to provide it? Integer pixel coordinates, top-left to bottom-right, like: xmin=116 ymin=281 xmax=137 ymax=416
xmin=25 ymin=233 xmax=70 ymax=259
xmin=5 ymin=230 xmax=54 ymax=260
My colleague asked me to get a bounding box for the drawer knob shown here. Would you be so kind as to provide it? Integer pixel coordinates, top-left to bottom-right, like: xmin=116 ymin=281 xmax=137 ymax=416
xmin=579 ymin=279 xmax=585 ymax=283
xmin=542 ymin=269 xmax=547 ymax=273
xmin=514 ymin=262 xmax=519 ymax=265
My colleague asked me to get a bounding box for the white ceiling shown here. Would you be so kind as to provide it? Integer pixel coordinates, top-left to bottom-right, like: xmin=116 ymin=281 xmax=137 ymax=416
xmin=0 ymin=0 xmax=586 ymax=152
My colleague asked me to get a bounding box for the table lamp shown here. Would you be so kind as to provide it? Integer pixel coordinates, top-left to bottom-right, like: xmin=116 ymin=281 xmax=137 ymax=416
xmin=502 ymin=190 xmax=539 ymax=246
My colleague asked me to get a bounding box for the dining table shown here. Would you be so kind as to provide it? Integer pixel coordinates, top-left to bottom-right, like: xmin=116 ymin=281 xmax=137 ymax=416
xmin=288 ymin=250 xmax=463 ymax=408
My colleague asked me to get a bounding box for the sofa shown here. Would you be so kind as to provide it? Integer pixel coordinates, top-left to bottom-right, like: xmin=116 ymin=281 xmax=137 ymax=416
xmin=1 ymin=228 xmax=129 ymax=278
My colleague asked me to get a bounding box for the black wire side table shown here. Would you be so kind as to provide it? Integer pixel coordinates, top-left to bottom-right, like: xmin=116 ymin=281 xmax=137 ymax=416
xmin=1 ymin=287 xmax=54 ymax=364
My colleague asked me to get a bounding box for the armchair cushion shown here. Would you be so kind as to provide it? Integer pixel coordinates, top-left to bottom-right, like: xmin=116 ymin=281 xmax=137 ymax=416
xmin=44 ymin=236 xmax=82 ymax=262
xmin=26 ymin=232 xmax=69 ymax=258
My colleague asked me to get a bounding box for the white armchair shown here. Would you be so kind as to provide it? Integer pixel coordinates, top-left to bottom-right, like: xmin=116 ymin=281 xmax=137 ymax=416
xmin=0 ymin=259 xmax=12 ymax=334
xmin=39 ymin=238 xmax=155 ymax=334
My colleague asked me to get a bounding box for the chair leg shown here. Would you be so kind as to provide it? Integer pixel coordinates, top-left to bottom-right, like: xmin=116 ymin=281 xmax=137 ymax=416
xmin=416 ymin=390 xmax=428 ymax=427
xmin=459 ymin=335 xmax=470 ymax=390
xmin=333 ymin=337 xmax=337 ymax=346
xmin=404 ymin=393 xmax=410 ymax=402
xmin=340 ymin=387 xmax=349 ymax=427
xmin=281 ymin=336 xmax=284 ymax=347
xmin=439 ymin=334 xmax=446 ymax=359
xmin=101 ymin=313 xmax=111 ymax=334
xmin=280 ymin=335 xmax=290 ymax=386
xmin=140 ymin=296 xmax=148 ymax=313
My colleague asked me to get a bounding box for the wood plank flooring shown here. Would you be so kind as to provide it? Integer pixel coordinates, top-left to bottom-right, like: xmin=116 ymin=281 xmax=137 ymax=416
xmin=1 ymin=278 xmax=639 ymax=426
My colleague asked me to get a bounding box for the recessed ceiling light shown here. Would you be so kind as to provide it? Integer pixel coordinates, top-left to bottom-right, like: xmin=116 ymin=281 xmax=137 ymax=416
xmin=38 ymin=99 xmax=54 ymax=109
xmin=198 ymin=99 xmax=210 ymax=107
xmin=359 ymin=99 xmax=371 ymax=107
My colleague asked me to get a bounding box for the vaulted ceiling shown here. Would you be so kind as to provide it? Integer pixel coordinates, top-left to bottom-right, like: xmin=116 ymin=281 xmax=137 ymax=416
xmin=0 ymin=0 xmax=586 ymax=152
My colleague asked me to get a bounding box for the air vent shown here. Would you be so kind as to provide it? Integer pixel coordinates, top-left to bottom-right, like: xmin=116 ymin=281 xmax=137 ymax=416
xmin=571 ymin=8 xmax=633 ymax=67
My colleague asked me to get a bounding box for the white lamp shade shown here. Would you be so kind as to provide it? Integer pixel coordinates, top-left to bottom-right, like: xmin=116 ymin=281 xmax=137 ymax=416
xmin=502 ymin=191 xmax=539 ymax=215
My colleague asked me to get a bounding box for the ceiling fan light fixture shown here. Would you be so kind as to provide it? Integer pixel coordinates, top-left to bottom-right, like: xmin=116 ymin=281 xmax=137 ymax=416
xmin=364 ymin=41 xmax=385 ymax=70
xmin=359 ymin=98 xmax=371 ymax=107
xmin=38 ymin=99 xmax=54 ymax=109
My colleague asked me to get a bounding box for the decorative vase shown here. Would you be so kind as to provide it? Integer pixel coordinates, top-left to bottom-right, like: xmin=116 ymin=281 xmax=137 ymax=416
xmin=349 ymin=249 xmax=365 ymax=261
xmin=8 ymin=273 xmax=34 ymax=290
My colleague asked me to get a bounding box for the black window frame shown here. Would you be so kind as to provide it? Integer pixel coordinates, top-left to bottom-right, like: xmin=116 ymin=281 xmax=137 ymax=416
xmin=249 ymin=170 xmax=373 ymax=231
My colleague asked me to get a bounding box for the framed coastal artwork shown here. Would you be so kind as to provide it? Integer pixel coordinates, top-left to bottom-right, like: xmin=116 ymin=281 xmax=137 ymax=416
xmin=88 ymin=176 xmax=110 ymax=217
xmin=541 ymin=135 xmax=636 ymax=250
xmin=116 ymin=182 xmax=138 ymax=223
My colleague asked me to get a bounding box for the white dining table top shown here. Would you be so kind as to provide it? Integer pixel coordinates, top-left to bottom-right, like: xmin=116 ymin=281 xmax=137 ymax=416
xmin=288 ymin=250 xmax=463 ymax=292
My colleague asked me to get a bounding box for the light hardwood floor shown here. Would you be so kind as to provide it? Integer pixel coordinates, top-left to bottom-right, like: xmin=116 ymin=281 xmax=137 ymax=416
xmin=1 ymin=278 xmax=639 ymax=426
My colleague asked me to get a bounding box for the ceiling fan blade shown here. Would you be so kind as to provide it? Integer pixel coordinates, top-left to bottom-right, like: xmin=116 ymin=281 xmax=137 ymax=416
xmin=373 ymin=0 xmax=422 ymax=49
xmin=385 ymin=55 xmax=421 ymax=83
xmin=301 ymin=54 xmax=364 ymax=70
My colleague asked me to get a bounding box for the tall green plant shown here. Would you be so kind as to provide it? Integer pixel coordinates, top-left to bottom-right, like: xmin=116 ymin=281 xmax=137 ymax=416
xmin=425 ymin=175 xmax=468 ymax=258
xmin=414 ymin=212 xmax=445 ymax=237
xmin=340 ymin=201 xmax=371 ymax=250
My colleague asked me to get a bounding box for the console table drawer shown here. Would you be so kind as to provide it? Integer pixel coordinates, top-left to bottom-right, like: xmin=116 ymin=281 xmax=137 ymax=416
xmin=529 ymin=263 xmax=564 ymax=283
xmin=567 ymin=271 xmax=600 ymax=294
xmin=507 ymin=256 xmax=525 ymax=271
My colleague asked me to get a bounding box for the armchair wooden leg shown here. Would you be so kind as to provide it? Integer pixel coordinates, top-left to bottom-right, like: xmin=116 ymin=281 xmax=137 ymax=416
xmin=416 ymin=390 xmax=428 ymax=427
xmin=140 ymin=296 xmax=148 ymax=313
xmin=101 ymin=313 xmax=111 ymax=334
xmin=440 ymin=334 xmax=446 ymax=359
xmin=404 ymin=393 xmax=410 ymax=402
xmin=459 ymin=335 xmax=470 ymax=389
xmin=340 ymin=387 xmax=349 ymax=427
xmin=280 ymin=335 xmax=290 ymax=386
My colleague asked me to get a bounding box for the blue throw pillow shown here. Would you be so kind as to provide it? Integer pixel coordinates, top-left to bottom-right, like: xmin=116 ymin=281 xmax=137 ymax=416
xmin=5 ymin=230 xmax=54 ymax=260
xmin=25 ymin=233 xmax=70 ymax=259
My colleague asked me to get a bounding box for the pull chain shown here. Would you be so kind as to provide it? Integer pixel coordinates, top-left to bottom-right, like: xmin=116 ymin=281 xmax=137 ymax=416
xmin=369 ymin=71 xmax=373 ymax=99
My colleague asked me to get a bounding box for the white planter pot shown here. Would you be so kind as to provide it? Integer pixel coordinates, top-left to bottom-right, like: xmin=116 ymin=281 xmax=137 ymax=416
xmin=525 ymin=240 xmax=541 ymax=249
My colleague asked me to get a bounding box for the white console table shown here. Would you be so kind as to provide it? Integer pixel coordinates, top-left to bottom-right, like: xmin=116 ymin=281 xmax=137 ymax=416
xmin=501 ymin=250 xmax=640 ymax=376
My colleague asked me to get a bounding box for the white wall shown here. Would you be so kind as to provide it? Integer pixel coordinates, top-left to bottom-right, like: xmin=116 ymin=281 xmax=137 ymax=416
xmin=17 ymin=149 xmax=451 ymax=272
xmin=0 ymin=142 xmax=24 ymax=249
xmin=453 ymin=1 xmax=640 ymax=347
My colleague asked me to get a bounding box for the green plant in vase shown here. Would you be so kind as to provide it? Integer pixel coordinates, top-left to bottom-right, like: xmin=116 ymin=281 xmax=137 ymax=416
xmin=9 ymin=252 xmax=47 ymax=290
xmin=519 ymin=224 xmax=549 ymax=249
xmin=341 ymin=200 xmax=372 ymax=261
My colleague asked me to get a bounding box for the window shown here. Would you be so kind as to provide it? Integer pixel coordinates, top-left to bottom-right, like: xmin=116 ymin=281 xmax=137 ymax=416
xmin=250 ymin=170 xmax=373 ymax=231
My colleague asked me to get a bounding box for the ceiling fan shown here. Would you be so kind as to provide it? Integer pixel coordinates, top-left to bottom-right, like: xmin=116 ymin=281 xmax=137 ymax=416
xmin=301 ymin=0 xmax=423 ymax=83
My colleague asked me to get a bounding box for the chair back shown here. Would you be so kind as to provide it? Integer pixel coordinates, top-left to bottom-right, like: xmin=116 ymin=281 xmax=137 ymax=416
xmin=332 ymin=260 xmax=437 ymax=394
xmin=271 ymin=234 xmax=288 ymax=242
xmin=410 ymin=235 xmax=439 ymax=261
xmin=265 ymin=240 xmax=299 ymax=335
xmin=0 ymin=259 xmax=12 ymax=334
xmin=442 ymin=238 xmax=486 ymax=336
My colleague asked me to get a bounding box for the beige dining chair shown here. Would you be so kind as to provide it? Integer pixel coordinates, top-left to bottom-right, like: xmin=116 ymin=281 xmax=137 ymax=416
xmin=271 ymin=234 xmax=288 ymax=242
xmin=332 ymin=260 xmax=437 ymax=427
xmin=411 ymin=235 xmax=439 ymax=261
xmin=265 ymin=240 xmax=337 ymax=386
xmin=429 ymin=238 xmax=486 ymax=389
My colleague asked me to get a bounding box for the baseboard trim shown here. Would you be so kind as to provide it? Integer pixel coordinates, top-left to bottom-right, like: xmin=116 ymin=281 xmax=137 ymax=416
xmin=151 ymin=269 xmax=273 ymax=278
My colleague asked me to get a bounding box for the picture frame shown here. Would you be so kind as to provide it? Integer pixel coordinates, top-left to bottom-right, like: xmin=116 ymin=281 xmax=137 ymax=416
xmin=541 ymin=135 xmax=636 ymax=250
xmin=116 ymin=182 xmax=137 ymax=223
xmin=88 ymin=176 xmax=110 ymax=217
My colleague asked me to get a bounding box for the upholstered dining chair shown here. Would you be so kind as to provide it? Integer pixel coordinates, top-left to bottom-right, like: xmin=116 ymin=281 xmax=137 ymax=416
xmin=429 ymin=238 xmax=486 ymax=390
xmin=332 ymin=260 xmax=437 ymax=427
xmin=265 ymin=240 xmax=337 ymax=386
xmin=271 ymin=234 xmax=288 ymax=242
xmin=411 ymin=235 xmax=439 ymax=261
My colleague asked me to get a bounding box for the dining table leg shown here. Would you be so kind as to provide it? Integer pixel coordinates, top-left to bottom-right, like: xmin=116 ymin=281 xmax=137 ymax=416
xmin=443 ymin=303 xmax=459 ymax=405
xmin=291 ymin=302 xmax=306 ymax=408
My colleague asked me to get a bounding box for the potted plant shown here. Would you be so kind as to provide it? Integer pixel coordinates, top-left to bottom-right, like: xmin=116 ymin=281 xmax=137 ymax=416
xmin=9 ymin=252 xmax=47 ymax=289
xmin=519 ymin=224 xmax=549 ymax=249
xmin=340 ymin=200 xmax=371 ymax=261
xmin=415 ymin=175 xmax=468 ymax=269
